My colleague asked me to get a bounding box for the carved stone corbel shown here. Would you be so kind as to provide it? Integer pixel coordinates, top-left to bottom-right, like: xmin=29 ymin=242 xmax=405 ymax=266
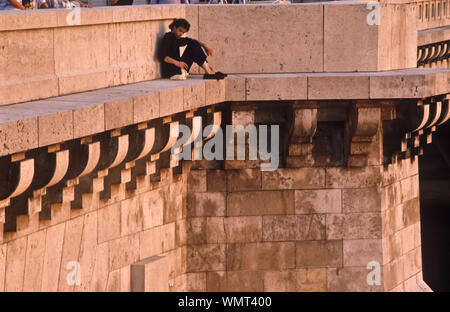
xmin=224 ymin=102 xmax=259 ymax=170
xmin=0 ymin=154 xmax=34 ymax=232
xmin=399 ymin=95 xmax=450 ymax=160
xmin=347 ymin=101 xmax=381 ymax=167
xmin=286 ymin=101 xmax=318 ymax=168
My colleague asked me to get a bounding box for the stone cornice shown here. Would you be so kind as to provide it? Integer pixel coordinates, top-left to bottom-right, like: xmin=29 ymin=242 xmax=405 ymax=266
xmin=1 ymin=69 xmax=450 ymax=157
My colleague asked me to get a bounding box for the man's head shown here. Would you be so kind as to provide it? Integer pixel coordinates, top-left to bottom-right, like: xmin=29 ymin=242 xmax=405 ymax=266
xmin=169 ymin=18 xmax=190 ymax=39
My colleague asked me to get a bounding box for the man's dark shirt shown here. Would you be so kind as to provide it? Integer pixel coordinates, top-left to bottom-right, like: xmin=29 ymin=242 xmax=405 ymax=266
xmin=158 ymin=32 xmax=193 ymax=78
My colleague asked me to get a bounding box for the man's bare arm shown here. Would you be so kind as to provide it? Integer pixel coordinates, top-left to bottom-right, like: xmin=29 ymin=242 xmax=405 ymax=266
xmin=8 ymin=0 xmax=25 ymax=9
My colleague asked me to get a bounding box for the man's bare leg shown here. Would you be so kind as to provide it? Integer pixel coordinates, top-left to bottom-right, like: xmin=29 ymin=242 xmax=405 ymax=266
xmin=201 ymin=62 xmax=216 ymax=75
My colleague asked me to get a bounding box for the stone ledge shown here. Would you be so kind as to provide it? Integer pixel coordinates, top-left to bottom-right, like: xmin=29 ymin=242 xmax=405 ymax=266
xmin=232 ymin=68 xmax=450 ymax=101
xmin=0 ymin=5 xmax=186 ymax=32
xmin=418 ymin=25 xmax=450 ymax=46
xmin=1 ymin=68 xmax=449 ymax=157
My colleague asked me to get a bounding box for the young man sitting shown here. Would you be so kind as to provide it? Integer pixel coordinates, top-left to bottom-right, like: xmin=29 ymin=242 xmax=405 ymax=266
xmin=157 ymin=18 xmax=227 ymax=80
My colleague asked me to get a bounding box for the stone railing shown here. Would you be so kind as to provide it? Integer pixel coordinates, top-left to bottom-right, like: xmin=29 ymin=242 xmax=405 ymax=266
xmin=416 ymin=0 xmax=450 ymax=30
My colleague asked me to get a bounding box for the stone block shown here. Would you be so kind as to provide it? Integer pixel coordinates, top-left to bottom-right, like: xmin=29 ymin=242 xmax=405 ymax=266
xmin=0 ymin=28 xmax=57 ymax=105
xmin=326 ymin=212 xmax=382 ymax=240
xmin=308 ymin=75 xmax=369 ymax=99
xmin=90 ymin=242 xmax=109 ymax=292
xmin=370 ymin=72 xmax=426 ymax=99
xmin=23 ymin=231 xmax=46 ymax=292
xmin=139 ymin=226 xmax=163 ymax=260
xmin=133 ymin=92 xmax=160 ymax=124
xmin=141 ymin=189 xmax=165 ymax=230
xmin=207 ymin=270 xmax=264 ymax=292
xmin=226 ymin=169 xmax=261 ymax=192
xmin=343 ymin=239 xmax=382 ymax=267
xmin=75 ymin=212 xmax=98 ymax=292
xmin=377 ymin=3 xmax=417 ymax=71
xmin=54 ymin=24 xmax=111 ymax=92
xmin=38 ymin=110 xmax=73 ymax=147
xmin=121 ymin=196 xmax=143 ymax=236
xmin=187 ymin=170 xmax=207 ymax=193
xmin=223 ymin=216 xmax=262 ymax=243
xmin=403 ymin=247 xmax=422 ymax=280
xmin=41 ymin=223 xmax=65 ymax=292
xmin=263 ymin=215 xmax=326 ymax=241
xmin=227 ymin=191 xmax=294 ymax=216
xmin=104 ymin=98 xmax=134 ymax=131
xmin=383 ymin=257 xmax=405 ymax=291
xmin=109 ymin=233 xmax=140 ymax=272
xmin=165 ymin=181 xmax=186 ymax=222
xmin=381 ymin=182 xmax=401 ymax=211
xmin=5 ymin=236 xmax=27 ymax=292
xmin=58 ymin=215 xmax=84 ymax=292
xmin=328 ymin=267 xmax=384 ymax=292
xmin=186 ymin=244 xmax=226 ymax=273
xmin=185 ymin=4 xmax=199 ymax=41
xmin=343 ymin=187 xmax=381 ymax=213
xmin=226 ymin=76 xmax=246 ymax=101
xmin=0 ymin=118 xmax=38 ymax=157
xmin=206 ymin=217 xmax=226 ymax=244
xmin=399 ymin=175 xmax=419 ymax=203
xmin=198 ymin=4 xmax=323 ymax=73
xmin=160 ymin=87 xmax=184 ymax=117
xmin=401 ymin=198 xmax=420 ymax=229
xmin=173 ymin=272 xmax=207 ymax=292
xmin=187 ymin=192 xmax=226 ymax=217
xmin=325 ymin=166 xmax=381 ymax=188
xmin=205 ymin=79 xmax=226 ymax=106
xmin=246 ymin=75 xmax=308 ymax=101
xmin=400 ymin=224 xmax=416 ymax=255
xmin=109 ymin=21 xmax=155 ymax=85
xmin=226 ymin=242 xmax=295 ymax=271
xmin=324 ymin=3 xmax=378 ymax=72
xmin=73 ymin=103 xmax=105 ymax=139
xmin=295 ymin=189 xmax=341 ymax=214
xmin=0 ymin=10 xmax=57 ymax=31
xmin=98 ymin=203 xmax=121 ymax=244
xmin=185 ymin=218 xmax=206 ymax=245
xmin=414 ymin=222 xmax=421 ymax=249
xmin=162 ymin=222 xmax=176 ymax=252
xmin=207 ymin=170 xmax=227 ymax=192
xmin=262 ymin=168 xmax=326 ymax=190
xmin=184 ymin=82 xmax=206 ymax=110
xmin=106 ymin=269 xmax=121 ymax=292
xmin=263 ymin=268 xmax=327 ymax=292
xmin=0 ymin=244 xmax=5 ymax=292
xmin=296 ymin=240 xmax=343 ymax=268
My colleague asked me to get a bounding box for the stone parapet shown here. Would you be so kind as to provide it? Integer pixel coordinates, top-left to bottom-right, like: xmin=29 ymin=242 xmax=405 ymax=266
xmin=0 ymin=2 xmax=422 ymax=106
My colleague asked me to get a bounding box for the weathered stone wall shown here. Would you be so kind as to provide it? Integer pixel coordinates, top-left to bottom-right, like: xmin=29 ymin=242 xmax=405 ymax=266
xmin=0 ymin=165 xmax=189 ymax=291
xmin=381 ymin=156 xmax=424 ymax=291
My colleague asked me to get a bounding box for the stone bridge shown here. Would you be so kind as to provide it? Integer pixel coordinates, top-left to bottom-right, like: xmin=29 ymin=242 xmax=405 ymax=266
xmin=0 ymin=2 xmax=449 ymax=292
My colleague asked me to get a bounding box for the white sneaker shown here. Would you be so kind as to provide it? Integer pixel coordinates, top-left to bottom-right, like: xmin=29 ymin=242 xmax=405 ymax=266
xmin=170 ymin=69 xmax=189 ymax=80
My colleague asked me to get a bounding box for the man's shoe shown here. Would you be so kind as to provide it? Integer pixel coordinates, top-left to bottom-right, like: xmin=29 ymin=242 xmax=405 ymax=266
xmin=170 ymin=69 xmax=189 ymax=80
xmin=203 ymin=72 xmax=227 ymax=80
xmin=216 ymin=72 xmax=228 ymax=78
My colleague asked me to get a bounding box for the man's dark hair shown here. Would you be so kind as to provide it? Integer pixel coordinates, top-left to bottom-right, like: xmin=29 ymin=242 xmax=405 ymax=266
xmin=169 ymin=18 xmax=190 ymax=32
